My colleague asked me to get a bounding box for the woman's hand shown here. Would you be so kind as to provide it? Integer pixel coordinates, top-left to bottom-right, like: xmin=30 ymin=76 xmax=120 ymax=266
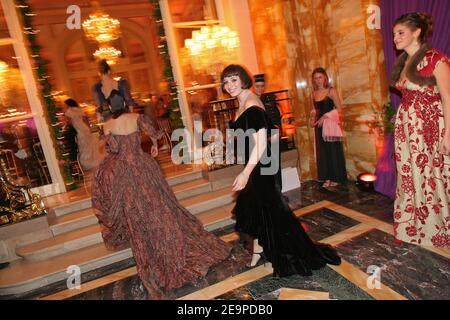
xmin=232 ymin=172 xmax=249 ymax=191
xmin=309 ymin=110 xmax=316 ymax=127
xmin=150 ymin=145 xmax=158 ymax=157
xmin=315 ymin=115 xmax=327 ymax=127
xmin=439 ymin=134 xmax=450 ymax=156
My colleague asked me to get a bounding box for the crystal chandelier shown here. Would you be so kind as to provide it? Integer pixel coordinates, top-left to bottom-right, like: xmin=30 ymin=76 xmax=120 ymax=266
xmin=93 ymin=46 xmax=122 ymax=65
xmin=0 ymin=61 xmax=7 ymax=75
xmin=184 ymin=24 xmax=240 ymax=77
xmin=82 ymin=10 xmax=120 ymax=44
xmin=82 ymin=2 xmax=122 ymax=65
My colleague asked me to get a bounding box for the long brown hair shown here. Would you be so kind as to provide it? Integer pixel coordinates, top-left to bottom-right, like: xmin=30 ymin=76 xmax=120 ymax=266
xmin=394 ymin=12 xmax=433 ymax=44
xmin=311 ymin=67 xmax=330 ymax=90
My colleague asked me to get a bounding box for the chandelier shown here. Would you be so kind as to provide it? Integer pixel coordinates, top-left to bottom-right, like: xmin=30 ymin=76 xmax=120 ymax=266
xmin=0 ymin=61 xmax=7 ymax=75
xmin=82 ymin=2 xmax=122 ymax=65
xmin=93 ymin=46 xmax=122 ymax=65
xmin=82 ymin=11 xmax=120 ymax=44
xmin=184 ymin=24 xmax=240 ymax=77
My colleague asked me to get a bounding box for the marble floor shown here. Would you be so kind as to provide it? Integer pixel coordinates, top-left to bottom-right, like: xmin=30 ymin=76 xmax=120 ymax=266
xmin=5 ymin=181 xmax=450 ymax=300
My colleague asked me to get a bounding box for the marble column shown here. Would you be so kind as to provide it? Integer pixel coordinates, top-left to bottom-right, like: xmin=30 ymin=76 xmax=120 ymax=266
xmin=248 ymin=0 xmax=389 ymax=180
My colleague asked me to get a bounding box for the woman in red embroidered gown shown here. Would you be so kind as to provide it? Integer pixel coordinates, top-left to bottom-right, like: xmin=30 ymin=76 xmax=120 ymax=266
xmin=92 ymin=90 xmax=231 ymax=299
xmin=392 ymin=13 xmax=450 ymax=247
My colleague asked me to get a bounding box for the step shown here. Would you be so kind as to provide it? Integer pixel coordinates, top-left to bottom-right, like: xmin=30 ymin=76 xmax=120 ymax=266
xmin=49 ymin=168 xmax=205 ymax=218
xmin=0 ymin=204 xmax=235 ymax=296
xmin=17 ymin=187 xmax=236 ymax=262
xmin=16 ymin=225 xmax=103 ymax=262
xmin=0 ymin=243 xmax=133 ymax=296
xmin=41 ymin=164 xmax=198 ymax=209
xmin=197 ymin=203 xmax=235 ymax=232
xmin=179 ymin=186 xmax=235 ymax=215
xmin=51 ymin=198 xmax=93 ymax=218
xmin=50 ymin=208 xmax=99 ymax=236
xmin=171 ymin=178 xmax=211 ymax=200
xmin=49 ymin=179 xmax=212 ymax=236
xmin=165 ymin=166 xmax=204 ymax=186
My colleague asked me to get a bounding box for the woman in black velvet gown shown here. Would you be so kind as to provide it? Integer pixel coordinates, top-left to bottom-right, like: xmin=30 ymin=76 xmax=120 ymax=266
xmin=222 ymin=64 xmax=341 ymax=276
xmin=310 ymin=67 xmax=347 ymax=188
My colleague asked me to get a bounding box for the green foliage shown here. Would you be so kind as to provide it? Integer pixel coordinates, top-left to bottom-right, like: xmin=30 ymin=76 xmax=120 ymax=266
xmin=16 ymin=0 xmax=77 ymax=189
xmin=150 ymin=0 xmax=183 ymax=129
xmin=382 ymin=101 xmax=395 ymax=133
xmin=14 ymin=0 xmax=184 ymax=191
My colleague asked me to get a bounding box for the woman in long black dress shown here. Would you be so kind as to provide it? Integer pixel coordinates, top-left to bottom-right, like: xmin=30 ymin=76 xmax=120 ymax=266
xmin=222 ymin=64 xmax=341 ymax=276
xmin=310 ymin=67 xmax=347 ymax=188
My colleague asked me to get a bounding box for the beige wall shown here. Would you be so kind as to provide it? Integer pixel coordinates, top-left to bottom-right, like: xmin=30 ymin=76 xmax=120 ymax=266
xmin=248 ymin=0 xmax=389 ymax=180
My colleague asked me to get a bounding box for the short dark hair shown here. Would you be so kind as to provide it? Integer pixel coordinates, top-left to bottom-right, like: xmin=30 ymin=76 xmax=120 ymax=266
xmin=64 ymin=98 xmax=79 ymax=108
xmin=220 ymin=64 xmax=253 ymax=91
xmin=98 ymin=59 xmax=111 ymax=75
xmin=394 ymin=12 xmax=433 ymax=44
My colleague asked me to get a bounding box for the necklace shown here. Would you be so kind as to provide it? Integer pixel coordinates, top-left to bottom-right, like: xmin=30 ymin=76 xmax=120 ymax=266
xmin=234 ymin=90 xmax=250 ymax=121
xmin=239 ymin=90 xmax=250 ymax=106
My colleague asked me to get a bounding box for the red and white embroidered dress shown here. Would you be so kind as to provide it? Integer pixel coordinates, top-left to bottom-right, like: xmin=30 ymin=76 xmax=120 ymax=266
xmin=394 ymin=49 xmax=450 ymax=247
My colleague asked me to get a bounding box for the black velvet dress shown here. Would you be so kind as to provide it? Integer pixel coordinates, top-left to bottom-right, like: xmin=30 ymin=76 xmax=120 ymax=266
xmin=314 ymin=97 xmax=347 ymax=183
xmin=230 ymin=106 xmax=341 ymax=277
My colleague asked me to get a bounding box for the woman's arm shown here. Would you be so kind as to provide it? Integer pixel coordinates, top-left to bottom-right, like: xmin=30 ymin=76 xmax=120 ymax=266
xmin=92 ymin=84 xmax=104 ymax=121
xmin=232 ymin=128 xmax=267 ymax=191
xmin=310 ymin=92 xmax=317 ymax=127
xmin=435 ymin=60 xmax=450 ymax=155
xmin=121 ymin=80 xmax=136 ymax=110
xmin=329 ymin=87 xmax=343 ymax=109
xmin=315 ymin=87 xmax=343 ymax=127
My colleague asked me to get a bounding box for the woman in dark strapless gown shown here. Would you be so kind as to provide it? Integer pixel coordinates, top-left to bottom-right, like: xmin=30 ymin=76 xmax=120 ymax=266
xmin=222 ymin=64 xmax=341 ymax=277
xmin=311 ymin=68 xmax=347 ymax=187
xmin=92 ymin=91 xmax=231 ymax=299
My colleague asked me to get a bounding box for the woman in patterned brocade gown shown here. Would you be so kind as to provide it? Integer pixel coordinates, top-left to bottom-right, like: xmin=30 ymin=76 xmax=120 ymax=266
xmin=391 ymin=13 xmax=450 ymax=247
xmin=92 ymin=90 xmax=231 ymax=299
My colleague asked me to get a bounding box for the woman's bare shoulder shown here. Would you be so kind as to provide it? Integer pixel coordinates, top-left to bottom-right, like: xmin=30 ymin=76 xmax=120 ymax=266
xmin=125 ymin=112 xmax=139 ymax=119
xmin=328 ymin=87 xmax=338 ymax=95
xmin=245 ymin=96 xmax=264 ymax=109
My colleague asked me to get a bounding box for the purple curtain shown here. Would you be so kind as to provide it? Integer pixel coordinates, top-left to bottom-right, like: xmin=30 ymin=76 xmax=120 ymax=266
xmin=374 ymin=0 xmax=450 ymax=198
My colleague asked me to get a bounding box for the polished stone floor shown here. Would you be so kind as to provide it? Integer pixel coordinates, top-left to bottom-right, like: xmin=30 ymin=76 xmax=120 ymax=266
xmin=6 ymin=181 xmax=450 ymax=300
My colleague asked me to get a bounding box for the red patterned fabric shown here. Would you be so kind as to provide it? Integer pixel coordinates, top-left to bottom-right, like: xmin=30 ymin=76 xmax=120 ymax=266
xmin=394 ymin=49 xmax=450 ymax=247
xmin=92 ymin=114 xmax=231 ymax=299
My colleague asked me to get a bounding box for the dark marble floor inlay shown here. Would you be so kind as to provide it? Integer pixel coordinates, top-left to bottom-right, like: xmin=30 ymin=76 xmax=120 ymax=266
xmin=298 ymin=208 xmax=360 ymax=241
xmin=336 ymin=229 xmax=450 ymax=300
xmin=6 ymin=179 xmax=448 ymax=301
xmin=0 ymin=257 xmax=137 ymax=300
xmin=216 ymin=266 xmax=374 ymax=300
xmin=68 ymin=242 xmax=250 ymax=300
